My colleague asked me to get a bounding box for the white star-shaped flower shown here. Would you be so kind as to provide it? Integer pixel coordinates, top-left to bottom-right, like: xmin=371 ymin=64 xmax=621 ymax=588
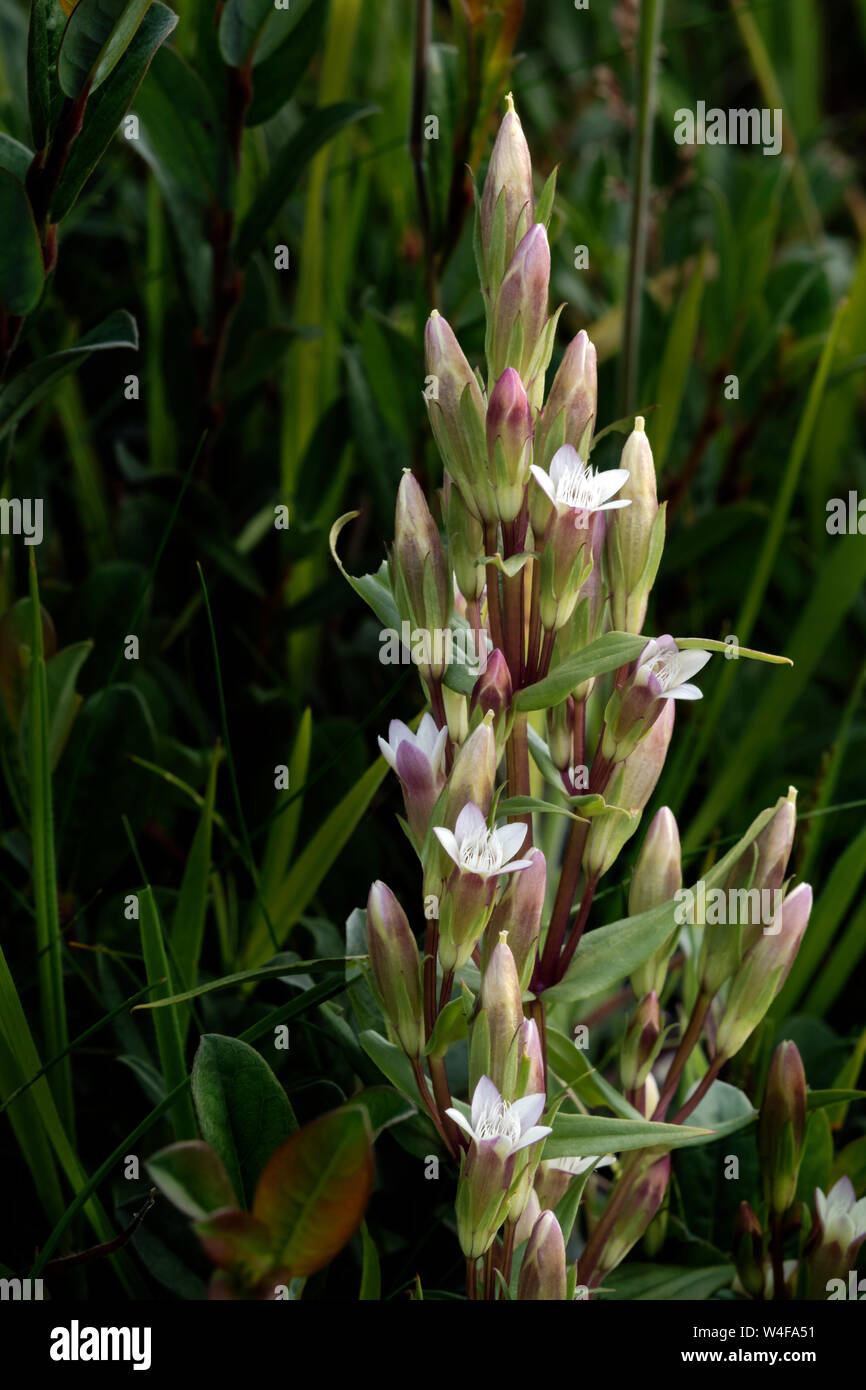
xmin=446 ymin=1076 xmax=552 ymax=1157
xmin=530 ymin=444 xmax=631 ymax=527
xmin=815 ymin=1177 xmax=866 ymax=1248
xmin=433 ymin=802 xmax=533 ymax=877
xmin=637 ymin=635 xmax=712 ymax=701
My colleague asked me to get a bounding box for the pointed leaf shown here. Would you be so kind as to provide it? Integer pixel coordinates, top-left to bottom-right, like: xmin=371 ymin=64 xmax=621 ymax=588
xmin=146 ymin=1139 xmax=238 ymax=1219
xmin=58 ymin=0 xmax=154 ymax=98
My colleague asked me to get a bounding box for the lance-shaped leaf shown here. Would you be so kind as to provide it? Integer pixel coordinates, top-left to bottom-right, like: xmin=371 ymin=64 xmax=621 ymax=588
xmin=234 ymin=102 xmax=378 ymax=265
xmin=0 ymin=310 xmax=137 ymax=440
xmin=0 ymin=172 xmax=44 ymax=316
xmin=28 ymin=0 xmax=67 ymax=149
xmin=252 ymin=1108 xmax=374 ymax=1277
xmin=515 ymin=632 xmax=646 ymax=711
xmin=58 ymin=0 xmax=154 ymax=98
xmin=51 ymin=3 xmax=178 ymax=222
xmin=218 ymin=0 xmax=279 ymax=67
xmin=146 ymin=1140 xmax=239 ymax=1219
xmin=246 ymin=0 xmax=325 ymax=127
xmin=191 ymin=1034 xmax=298 ymax=1210
xmin=544 ymin=1112 xmax=710 ymax=1159
xmin=0 ymin=135 xmax=35 ymax=183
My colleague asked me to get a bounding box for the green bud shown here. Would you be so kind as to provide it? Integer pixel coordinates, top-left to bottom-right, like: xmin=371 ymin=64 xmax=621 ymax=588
xmin=490 ymin=224 xmax=550 ymax=384
xmin=621 ymin=992 xmax=662 ymax=1092
xmin=425 ymin=312 xmax=496 ymax=522
xmin=715 ymin=885 xmax=812 ymax=1063
xmin=584 ymin=700 xmax=674 ymax=881
xmin=479 ymin=93 xmax=534 ymax=302
xmin=366 ymin=881 xmax=425 ymax=1057
xmin=758 ymin=1041 xmax=807 ymax=1216
xmin=606 ymin=417 xmax=666 ymax=634
xmin=444 ymin=474 xmax=485 ymax=603
xmin=481 ymin=933 xmax=525 ymax=1099
xmin=485 ymin=368 xmax=533 ymax=522
xmin=629 ymin=807 xmax=682 ymax=998
xmin=392 ymin=471 xmax=451 ymax=680
xmin=593 ymin=1153 xmax=671 ymax=1279
xmin=488 ymin=847 xmax=546 ymax=990
xmin=534 ymin=330 xmax=597 ymax=473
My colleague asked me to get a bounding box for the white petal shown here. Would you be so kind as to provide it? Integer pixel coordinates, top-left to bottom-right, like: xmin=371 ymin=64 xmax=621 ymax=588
xmin=377 ymin=736 xmax=398 ymax=771
xmin=596 ymin=498 xmax=631 ymax=511
xmin=494 ymin=822 xmax=528 ymax=862
xmin=512 ymin=1092 xmax=546 ymax=1131
xmin=430 ymin=725 xmax=448 ymax=773
xmin=454 ymin=802 xmax=486 ymax=843
xmin=512 ymin=1124 xmax=553 ymax=1153
xmin=674 ymin=648 xmax=713 ymax=682
xmin=529 ymin=464 xmax=556 ymax=505
xmin=388 ymin=718 xmax=412 ymax=747
xmin=432 ymin=826 xmax=461 ymax=865
xmin=445 ymin=1107 xmax=477 ymax=1141
xmin=665 ymin=682 xmax=703 ymax=700
xmin=499 ymin=858 xmax=535 ymax=875
xmin=549 ymin=445 xmax=581 ymax=486
xmin=637 ymin=637 xmax=662 ymax=669
xmin=416 ymin=713 xmax=440 ymax=756
xmin=593 ymin=468 xmax=630 ymax=503
xmin=471 ymin=1075 xmax=502 ymax=1128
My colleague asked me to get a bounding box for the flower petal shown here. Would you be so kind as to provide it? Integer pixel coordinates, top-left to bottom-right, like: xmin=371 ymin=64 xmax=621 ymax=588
xmin=549 ymin=444 xmax=582 ymax=487
xmin=511 ymin=1092 xmax=546 ymax=1131
xmin=529 ymin=464 xmax=556 ymax=505
xmin=594 ymin=468 xmax=630 ymax=503
xmin=674 ymin=648 xmax=713 ymax=683
xmin=512 ymin=1124 xmax=553 ymax=1153
xmin=454 ymin=801 xmax=487 ymax=843
xmin=494 ymin=822 xmax=528 ymax=863
xmin=471 ymin=1075 xmax=502 ymax=1129
xmin=377 ymin=736 xmax=398 ymax=771
xmin=432 ymin=826 xmax=461 ymax=865
xmin=445 ymin=1107 xmax=477 ymax=1141
xmin=665 ymin=682 xmax=703 ymax=700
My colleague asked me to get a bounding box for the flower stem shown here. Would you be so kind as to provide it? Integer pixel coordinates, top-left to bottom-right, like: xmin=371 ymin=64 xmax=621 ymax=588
xmin=671 ymin=1055 xmax=722 ymax=1124
xmin=652 ymin=992 xmax=712 ymax=1120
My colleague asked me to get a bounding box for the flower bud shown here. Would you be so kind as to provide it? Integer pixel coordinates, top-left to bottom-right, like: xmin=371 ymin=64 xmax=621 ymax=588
xmin=584 ymin=700 xmax=674 ymax=881
xmin=518 ymin=1211 xmax=567 ymax=1300
xmin=606 ymin=418 xmax=665 ymax=634
xmin=534 ymin=330 xmax=598 ymax=472
xmin=490 ymin=224 xmax=551 ymax=383
xmin=470 ymin=648 xmax=512 ymax=752
xmin=366 ymin=881 xmax=425 ymax=1057
xmin=485 ymin=368 xmax=533 ymax=522
xmin=444 ymin=474 xmax=485 ymax=603
xmin=591 ymin=1153 xmax=671 ymax=1280
xmin=629 ymin=808 xmax=682 ymax=998
xmin=488 ymin=846 xmax=546 ymax=990
xmin=442 ymin=683 xmax=469 ymax=746
xmin=621 ymin=992 xmax=662 ymax=1092
xmin=546 ymin=698 xmax=575 ymax=774
xmin=733 ymin=1202 xmax=765 ymax=1299
xmin=425 ymin=312 xmax=496 ymax=522
xmin=441 ymin=715 xmax=496 ymax=828
xmin=392 ymin=471 xmax=451 ymax=681
xmin=758 ymin=1041 xmax=807 ymax=1216
xmin=715 ymin=884 xmax=812 ymax=1063
xmin=480 ymin=94 xmax=534 ymax=300
xmin=482 ymin=934 xmax=525 ymax=1099
xmin=513 ymin=1187 xmax=542 ymax=1247
xmin=516 ymin=1018 xmax=545 ymax=1098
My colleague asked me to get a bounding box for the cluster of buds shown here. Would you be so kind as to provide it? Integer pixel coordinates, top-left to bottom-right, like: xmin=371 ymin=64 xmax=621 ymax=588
xmin=343 ymin=95 xmax=812 ymax=1300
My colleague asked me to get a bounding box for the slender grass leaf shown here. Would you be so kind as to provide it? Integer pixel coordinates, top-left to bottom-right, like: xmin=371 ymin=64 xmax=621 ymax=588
xmin=138 ymin=886 xmax=197 ymax=1141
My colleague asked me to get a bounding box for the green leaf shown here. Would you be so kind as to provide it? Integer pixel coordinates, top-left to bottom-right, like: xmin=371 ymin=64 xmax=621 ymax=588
xmin=138 ymin=886 xmax=197 ymax=1142
xmin=234 ymin=102 xmax=378 ymax=265
xmin=359 ymin=1221 xmax=381 ymax=1300
xmin=58 ymin=0 xmax=154 ymax=98
xmin=135 ymin=955 xmax=358 ymax=1010
xmin=359 ymin=1030 xmax=423 ymax=1106
xmin=497 ymin=794 xmax=588 ymax=823
xmin=650 ymin=247 xmax=707 ymax=471
xmin=598 ymin=1263 xmax=734 ymax=1300
xmin=247 ymin=1 xmax=327 ymax=126
xmin=28 ymin=0 xmax=66 ymax=149
xmin=0 ymin=310 xmax=138 ymax=440
xmin=171 ymin=746 xmax=220 ymax=1046
xmin=515 ymin=632 xmax=646 ymax=711
xmin=51 ymin=3 xmax=178 ymax=222
xmin=146 ymin=1139 xmax=239 ymax=1219
xmin=0 ymin=171 xmax=44 ymax=316
xmin=673 ymin=1079 xmax=757 ymax=1148
xmin=20 ymin=641 xmax=92 ymax=772
xmin=218 ymin=0 xmax=275 ymax=67
xmin=796 ymin=1109 xmax=833 ymax=1205
xmin=0 ymin=134 xmax=35 ymax=183
xmin=545 ymin=1027 xmax=644 ymax=1119
xmin=252 ymin=1109 xmax=374 ymax=1276
xmin=805 ymin=1088 xmax=866 ymax=1113
xmin=193 ymin=1209 xmax=274 ymax=1279
xmin=343 ymin=1087 xmax=416 ymax=1140
xmin=191 ymin=1034 xmax=298 ymax=1209
xmin=545 ymin=1112 xmax=710 ymax=1159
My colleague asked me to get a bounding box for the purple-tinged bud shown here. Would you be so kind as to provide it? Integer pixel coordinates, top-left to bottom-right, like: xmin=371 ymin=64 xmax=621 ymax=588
xmin=629 ymin=808 xmax=682 ymax=998
xmin=480 ymin=94 xmax=534 ymax=300
xmin=534 ymin=330 xmax=598 ymax=472
xmin=378 ymin=715 xmax=447 ymax=848
xmin=759 ymin=1041 xmax=807 ymax=1216
xmin=606 ymin=417 xmax=665 ymax=634
xmin=725 ymin=787 xmax=797 ymax=902
xmin=518 ymin=1211 xmax=568 ymax=1301
xmin=513 ymin=1187 xmax=542 ymax=1247
xmin=585 ymin=700 xmax=675 ymax=882
xmin=621 ymin=992 xmax=662 ymax=1092
xmin=366 ymin=881 xmax=425 ymax=1057
xmin=488 ymin=846 xmax=546 ymax=990
xmin=424 ymin=312 xmax=496 ymax=522
xmin=734 ymin=1202 xmax=765 ymax=1299
xmin=715 ymin=884 xmax=812 ymax=1063
xmin=441 ymin=714 xmax=497 ymax=827
xmin=444 ymin=475 xmax=485 ymax=603
xmin=591 ymin=1153 xmax=671 ymax=1281
xmin=517 ymin=1018 xmax=545 ymax=1099
xmin=470 ymin=649 xmax=512 ymax=746
xmin=546 ymin=697 xmax=575 ymax=774
xmin=486 ymin=368 xmax=534 ymax=521
xmin=392 ymin=471 xmax=451 ymax=680
xmin=491 ymin=224 xmax=551 ymax=383
xmin=482 ymin=933 xmax=525 ymax=1099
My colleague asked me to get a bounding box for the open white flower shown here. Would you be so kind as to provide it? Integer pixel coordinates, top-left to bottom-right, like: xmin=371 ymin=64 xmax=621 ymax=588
xmin=548 ymin=1154 xmax=616 ymax=1177
xmin=530 ymin=444 xmax=630 ymax=526
xmin=446 ymin=1075 xmax=552 ymax=1157
xmin=815 ymin=1177 xmax=866 ymax=1249
xmin=637 ymin=635 xmax=712 ymax=701
xmin=377 ymin=713 xmax=447 ymax=776
xmin=433 ymin=802 xmax=533 ymax=877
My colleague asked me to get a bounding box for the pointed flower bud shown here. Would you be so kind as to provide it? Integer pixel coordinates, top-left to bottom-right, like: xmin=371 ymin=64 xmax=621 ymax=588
xmin=488 ymin=846 xmax=546 ymax=990
xmin=606 ymin=417 xmax=665 ymax=634
xmin=490 ymin=224 xmax=550 ymax=383
xmin=518 ymin=1211 xmax=568 ymax=1300
xmin=366 ymin=881 xmax=425 ymax=1057
xmin=424 ymin=312 xmax=495 ymax=522
xmin=441 ymin=715 xmax=497 ymax=828
xmin=585 ymin=700 xmax=674 ymax=881
xmin=470 ymin=648 xmax=512 ymax=751
xmin=592 ymin=1153 xmax=671 ymax=1280
xmin=534 ymin=330 xmax=598 ymax=472
xmin=480 ymin=94 xmax=534 ymax=300
xmin=805 ymin=1178 xmax=866 ymax=1295
xmin=759 ymin=1041 xmax=807 ymax=1216
xmin=392 ymin=471 xmax=451 ymax=681
xmin=486 ymin=368 xmax=533 ymax=521
xmin=733 ymin=1202 xmax=765 ymax=1299
xmin=546 ymin=697 xmax=575 ymax=774
xmin=621 ymin=992 xmax=662 ymax=1092
xmin=629 ymin=808 xmax=682 ymax=997
xmin=444 ymin=475 xmax=485 ymax=602
xmin=715 ymin=884 xmax=812 ymax=1063
xmin=482 ymin=933 xmax=526 ymax=1099
xmin=516 ymin=1018 xmax=545 ymax=1099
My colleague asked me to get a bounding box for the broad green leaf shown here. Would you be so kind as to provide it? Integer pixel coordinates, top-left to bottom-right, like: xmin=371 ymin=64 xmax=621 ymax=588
xmin=218 ymin=0 xmax=275 ymax=67
xmin=496 ymin=795 xmax=588 ymax=823
xmin=359 ymin=1031 xmax=423 ymax=1106
xmin=138 ymin=887 xmax=197 ymax=1142
xmin=0 ymin=310 xmax=138 ymax=440
xmin=515 ymin=632 xmax=646 ymax=711
xmin=28 ymin=0 xmax=66 ymax=149
xmin=795 ymin=1109 xmax=833 ymax=1205
xmin=133 ymin=45 xmax=226 ymax=207
xmin=545 ymin=1113 xmax=710 ymax=1159
xmin=598 ymin=1263 xmax=734 ymax=1301
xmin=146 ymin=1139 xmax=238 ymax=1219
xmin=805 ymin=1088 xmax=866 ymax=1113
xmin=0 ymin=171 xmax=44 ymax=316
xmin=191 ymin=1035 xmax=298 ymax=1208
xmin=253 ymin=1109 xmax=374 ymax=1276
xmin=234 ymin=102 xmax=378 ymax=265
xmin=0 ymin=134 xmax=35 ymax=182
xmin=545 ymin=1027 xmax=644 ymax=1119
xmin=51 ymin=3 xmax=178 ymax=222
xmin=247 ymin=2 xmax=328 ymax=126
xmin=58 ymin=0 xmax=153 ymax=97
xmin=194 ymin=1209 xmax=274 ymax=1279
